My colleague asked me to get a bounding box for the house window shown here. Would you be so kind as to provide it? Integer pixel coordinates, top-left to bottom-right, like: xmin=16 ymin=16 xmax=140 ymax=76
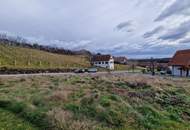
xmin=99 ymin=62 xmax=101 ymax=64
xmin=105 ymin=62 xmax=108 ymax=64
xmin=102 ymin=62 xmax=105 ymax=64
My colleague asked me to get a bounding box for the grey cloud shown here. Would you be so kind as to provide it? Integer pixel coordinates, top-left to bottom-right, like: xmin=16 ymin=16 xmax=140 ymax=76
xmin=0 ymin=0 xmax=189 ymax=58
xmin=155 ymin=0 xmax=190 ymax=21
xmin=158 ymin=20 xmax=190 ymax=41
xmin=180 ymin=38 xmax=190 ymax=43
xmin=135 ymin=0 xmax=143 ymax=7
xmin=116 ymin=42 xmax=190 ymax=58
xmin=97 ymin=43 xmax=179 ymax=58
xmin=116 ymin=21 xmax=135 ymax=32
xmin=143 ymin=26 xmax=164 ymax=38
xmin=159 ymin=30 xmax=187 ymax=41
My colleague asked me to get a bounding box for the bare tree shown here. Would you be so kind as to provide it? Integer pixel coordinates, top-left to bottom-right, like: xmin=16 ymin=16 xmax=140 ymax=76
xmin=150 ymin=57 xmax=156 ymax=76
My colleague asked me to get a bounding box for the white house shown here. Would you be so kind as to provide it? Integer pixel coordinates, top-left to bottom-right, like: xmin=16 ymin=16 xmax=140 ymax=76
xmin=169 ymin=49 xmax=190 ymax=77
xmin=91 ymin=55 xmax=114 ymax=70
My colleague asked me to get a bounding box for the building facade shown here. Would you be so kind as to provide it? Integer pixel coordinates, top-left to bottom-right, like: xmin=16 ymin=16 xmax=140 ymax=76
xmin=169 ymin=49 xmax=190 ymax=77
xmin=91 ymin=55 xmax=114 ymax=70
xmin=171 ymin=66 xmax=189 ymax=77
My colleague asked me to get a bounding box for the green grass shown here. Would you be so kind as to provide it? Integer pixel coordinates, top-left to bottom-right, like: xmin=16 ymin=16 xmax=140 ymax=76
xmin=0 ymin=74 xmax=190 ymax=130
xmin=114 ymin=64 xmax=145 ymax=72
xmin=0 ymin=43 xmax=90 ymax=69
xmin=0 ymin=108 xmax=38 ymax=130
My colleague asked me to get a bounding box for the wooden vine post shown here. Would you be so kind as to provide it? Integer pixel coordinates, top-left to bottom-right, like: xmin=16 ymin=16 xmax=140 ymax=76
xmin=14 ymin=59 xmax=17 ymax=66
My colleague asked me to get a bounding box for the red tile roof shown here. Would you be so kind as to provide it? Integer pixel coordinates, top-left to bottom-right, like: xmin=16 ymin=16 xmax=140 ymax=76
xmin=92 ymin=55 xmax=112 ymax=62
xmin=169 ymin=49 xmax=190 ymax=68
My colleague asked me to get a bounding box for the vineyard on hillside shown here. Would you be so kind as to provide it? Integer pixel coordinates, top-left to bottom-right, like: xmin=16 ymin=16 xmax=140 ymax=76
xmin=0 ymin=43 xmax=90 ymax=69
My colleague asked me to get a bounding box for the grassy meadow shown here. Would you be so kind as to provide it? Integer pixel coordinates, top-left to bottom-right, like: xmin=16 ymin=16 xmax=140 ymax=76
xmin=114 ymin=64 xmax=145 ymax=72
xmin=0 ymin=43 xmax=90 ymax=69
xmin=0 ymin=74 xmax=190 ymax=130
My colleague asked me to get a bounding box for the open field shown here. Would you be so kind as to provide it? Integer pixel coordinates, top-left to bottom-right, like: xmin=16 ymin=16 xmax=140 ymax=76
xmin=0 ymin=43 xmax=90 ymax=69
xmin=0 ymin=74 xmax=190 ymax=130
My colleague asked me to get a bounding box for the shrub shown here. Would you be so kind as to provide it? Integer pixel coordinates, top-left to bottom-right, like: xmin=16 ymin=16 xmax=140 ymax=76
xmin=0 ymin=100 xmax=25 ymax=113
xmin=20 ymin=78 xmax=26 ymax=82
xmin=141 ymin=69 xmax=146 ymax=74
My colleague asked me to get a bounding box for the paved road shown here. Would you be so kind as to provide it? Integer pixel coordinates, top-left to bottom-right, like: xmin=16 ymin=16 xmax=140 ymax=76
xmin=0 ymin=71 xmax=132 ymax=77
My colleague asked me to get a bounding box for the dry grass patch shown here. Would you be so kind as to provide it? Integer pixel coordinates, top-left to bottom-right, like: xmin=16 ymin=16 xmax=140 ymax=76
xmin=48 ymin=90 xmax=72 ymax=102
xmin=47 ymin=108 xmax=97 ymax=130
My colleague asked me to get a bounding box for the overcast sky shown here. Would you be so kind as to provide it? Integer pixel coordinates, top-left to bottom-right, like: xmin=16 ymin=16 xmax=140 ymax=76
xmin=0 ymin=0 xmax=190 ymax=58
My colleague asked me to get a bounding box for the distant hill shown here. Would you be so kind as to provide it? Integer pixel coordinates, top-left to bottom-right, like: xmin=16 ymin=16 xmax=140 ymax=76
xmin=0 ymin=41 xmax=90 ymax=69
xmin=0 ymin=38 xmax=92 ymax=56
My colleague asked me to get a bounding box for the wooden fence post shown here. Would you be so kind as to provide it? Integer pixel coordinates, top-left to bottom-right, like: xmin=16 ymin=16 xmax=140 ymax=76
xmin=39 ymin=61 xmax=42 ymax=66
xmin=27 ymin=61 xmax=31 ymax=66
xmin=14 ymin=60 xmax=17 ymax=66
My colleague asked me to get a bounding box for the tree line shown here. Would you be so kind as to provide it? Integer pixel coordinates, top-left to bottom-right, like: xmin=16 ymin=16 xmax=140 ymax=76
xmin=0 ymin=34 xmax=91 ymax=56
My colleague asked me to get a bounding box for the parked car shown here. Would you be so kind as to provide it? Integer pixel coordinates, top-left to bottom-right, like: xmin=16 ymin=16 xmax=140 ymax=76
xmin=87 ymin=68 xmax=98 ymax=73
xmin=160 ymin=71 xmax=166 ymax=75
xmin=74 ymin=69 xmax=85 ymax=73
xmin=166 ymin=69 xmax=172 ymax=75
xmin=84 ymin=68 xmax=88 ymax=72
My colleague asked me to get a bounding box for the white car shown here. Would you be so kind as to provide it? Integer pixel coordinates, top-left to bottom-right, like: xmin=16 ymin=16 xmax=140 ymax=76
xmin=88 ymin=68 xmax=98 ymax=73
